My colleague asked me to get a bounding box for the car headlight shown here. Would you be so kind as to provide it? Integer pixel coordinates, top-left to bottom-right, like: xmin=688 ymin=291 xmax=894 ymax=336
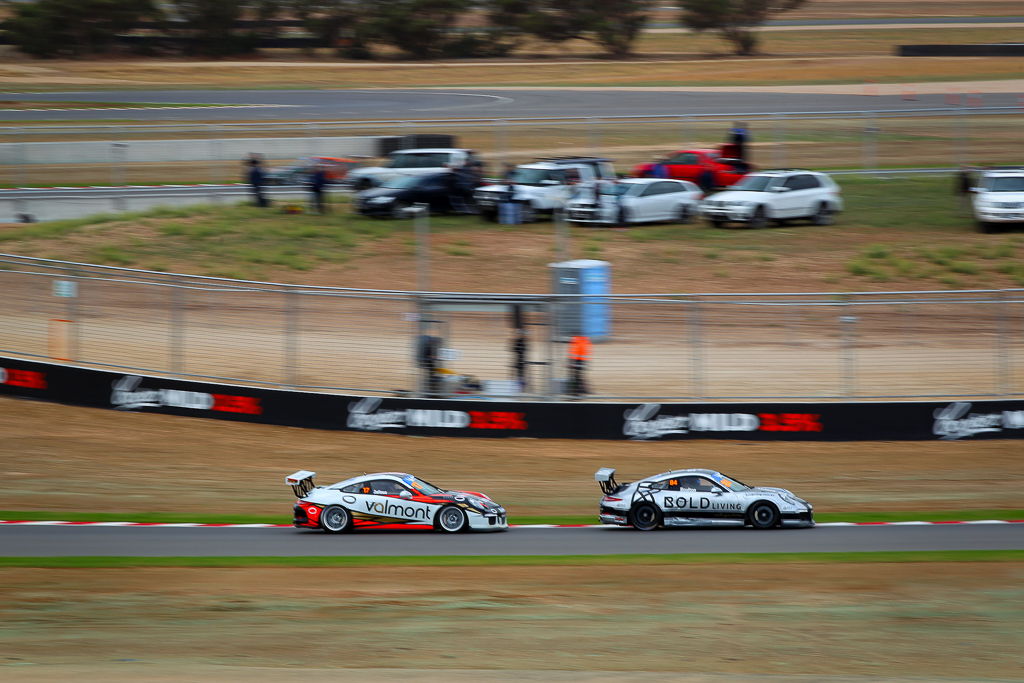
xmin=368 ymin=196 xmax=395 ymax=204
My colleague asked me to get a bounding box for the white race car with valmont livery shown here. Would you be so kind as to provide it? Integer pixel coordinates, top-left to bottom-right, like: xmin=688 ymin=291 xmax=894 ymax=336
xmin=596 ymin=467 xmax=813 ymax=531
xmin=286 ymin=470 xmax=508 ymax=533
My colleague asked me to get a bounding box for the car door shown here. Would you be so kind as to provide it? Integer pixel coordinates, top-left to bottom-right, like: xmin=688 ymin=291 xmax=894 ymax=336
xmin=630 ymin=183 xmax=661 ymax=222
xmin=777 ymin=174 xmax=817 ymax=218
xmin=357 ymin=478 xmax=434 ymax=524
xmin=652 ymin=475 xmax=744 ymax=523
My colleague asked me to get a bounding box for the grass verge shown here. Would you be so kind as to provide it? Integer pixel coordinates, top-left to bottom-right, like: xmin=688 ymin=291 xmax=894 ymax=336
xmin=3 ymin=510 xmax=1022 ymax=525
xmin=1 ymin=550 xmax=1021 ymax=568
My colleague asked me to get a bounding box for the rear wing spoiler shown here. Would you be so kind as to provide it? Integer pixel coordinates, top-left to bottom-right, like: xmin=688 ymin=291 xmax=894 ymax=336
xmin=595 ymin=467 xmax=619 ymax=496
xmin=285 ymin=470 xmax=317 ymax=497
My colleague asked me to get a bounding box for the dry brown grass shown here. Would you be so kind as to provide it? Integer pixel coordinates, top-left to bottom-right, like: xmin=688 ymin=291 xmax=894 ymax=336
xmin=2 ymin=562 xmax=1023 ymax=680
xmin=2 ymin=27 xmax=1023 ymax=91
xmin=2 ymin=395 xmax=1021 ymax=517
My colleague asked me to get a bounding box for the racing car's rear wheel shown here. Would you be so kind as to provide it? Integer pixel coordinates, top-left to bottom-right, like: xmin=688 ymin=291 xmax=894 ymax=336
xmin=435 ymin=505 xmax=468 ymax=533
xmin=747 ymin=502 xmax=780 ymax=530
xmin=320 ymin=505 xmax=352 ymax=533
xmin=629 ymin=503 xmax=662 ymax=531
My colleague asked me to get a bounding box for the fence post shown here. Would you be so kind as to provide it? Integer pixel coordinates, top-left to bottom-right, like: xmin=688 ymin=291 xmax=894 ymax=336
xmin=772 ymin=114 xmax=787 ymax=168
xmin=688 ymin=298 xmax=704 ymax=400
xmin=284 ymin=288 xmax=300 ymax=387
xmin=955 ymin=104 xmax=969 ymax=168
xmin=65 ymin=266 xmax=81 ymax=363
xmin=839 ymin=298 xmax=858 ymax=397
xmin=170 ymin=285 xmax=185 ymax=374
xmin=862 ymin=111 xmax=879 ymax=173
xmin=543 ymin=297 xmax=555 ymax=400
xmin=996 ymin=290 xmax=1010 ymax=396
xmin=493 ymin=119 xmax=508 ymax=166
xmin=588 ymin=116 xmax=601 ymax=155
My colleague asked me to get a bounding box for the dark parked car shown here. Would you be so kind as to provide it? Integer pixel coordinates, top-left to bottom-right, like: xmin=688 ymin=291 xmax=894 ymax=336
xmin=264 ymin=156 xmax=363 ymax=185
xmin=355 ymin=172 xmax=476 ymax=218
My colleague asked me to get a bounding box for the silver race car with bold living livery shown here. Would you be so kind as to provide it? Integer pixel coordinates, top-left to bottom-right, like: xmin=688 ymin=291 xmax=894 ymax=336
xmin=286 ymin=470 xmax=508 ymax=533
xmin=596 ymin=467 xmax=813 ymax=531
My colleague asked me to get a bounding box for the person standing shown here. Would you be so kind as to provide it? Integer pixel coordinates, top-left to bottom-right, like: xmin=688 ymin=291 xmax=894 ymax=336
xmin=729 ymin=122 xmax=750 ymax=162
xmin=652 ymin=155 xmax=669 ymax=179
xmin=697 ymin=166 xmax=715 ymax=194
xmin=510 ymin=327 xmax=529 ymax=392
xmin=955 ymin=165 xmax=975 ymax=212
xmin=307 ymin=163 xmax=328 ymax=214
xmin=246 ymin=155 xmax=269 ymax=208
xmin=567 ymin=334 xmax=591 ymax=397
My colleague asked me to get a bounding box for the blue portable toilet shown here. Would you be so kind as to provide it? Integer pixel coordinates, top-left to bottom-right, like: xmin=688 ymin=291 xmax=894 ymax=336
xmin=550 ymin=259 xmax=610 ymax=341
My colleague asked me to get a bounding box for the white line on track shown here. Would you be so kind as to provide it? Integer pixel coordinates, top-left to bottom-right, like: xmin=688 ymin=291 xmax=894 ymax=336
xmin=1 ymin=520 xmax=1022 ymax=529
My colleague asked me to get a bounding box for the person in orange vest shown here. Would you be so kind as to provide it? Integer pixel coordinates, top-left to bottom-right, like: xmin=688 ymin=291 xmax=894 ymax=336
xmin=567 ymin=335 xmax=591 ymax=396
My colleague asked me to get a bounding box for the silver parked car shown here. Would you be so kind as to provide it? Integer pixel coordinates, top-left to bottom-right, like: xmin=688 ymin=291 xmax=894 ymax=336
xmin=595 ymin=467 xmax=814 ymax=530
xmin=566 ymin=178 xmax=702 ymax=226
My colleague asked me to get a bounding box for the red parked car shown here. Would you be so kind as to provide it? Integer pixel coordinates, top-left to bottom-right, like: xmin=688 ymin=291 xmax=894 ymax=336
xmin=633 ymin=144 xmax=752 ymax=189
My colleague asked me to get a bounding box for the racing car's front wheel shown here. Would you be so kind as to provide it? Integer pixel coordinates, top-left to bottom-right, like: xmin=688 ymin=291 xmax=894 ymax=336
xmin=320 ymin=505 xmax=352 ymax=533
xmin=747 ymin=502 xmax=780 ymax=530
xmin=629 ymin=503 xmax=662 ymax=531
xmin=435 ymin=505 xmax=468 ymax=533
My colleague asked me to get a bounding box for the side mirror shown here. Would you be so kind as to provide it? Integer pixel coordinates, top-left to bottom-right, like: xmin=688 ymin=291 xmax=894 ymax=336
xmin=399 ymin=490 xmax=413 ymax=500
xmin=772 ymin=186 xmax=789 ymax=193
xmin=540 ymin=179 xmax=559 ymax=186
xmin=970 ymin=187 xmax=980 ymax=193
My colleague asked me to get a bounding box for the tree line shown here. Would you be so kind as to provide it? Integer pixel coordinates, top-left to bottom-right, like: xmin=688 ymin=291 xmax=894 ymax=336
xmin=3 ymin=0 xmax=807 ymax=60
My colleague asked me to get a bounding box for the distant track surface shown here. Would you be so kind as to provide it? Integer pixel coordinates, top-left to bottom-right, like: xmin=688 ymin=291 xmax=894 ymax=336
xmin=2 ymin=523 xmax=1022 ymax=557
xmin=2 ymin=89 xmax=1022 ymax=123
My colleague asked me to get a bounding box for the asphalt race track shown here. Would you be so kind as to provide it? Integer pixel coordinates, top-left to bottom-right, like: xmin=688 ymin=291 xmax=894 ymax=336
xmin=3 ymin=89 xmax=1023 ymax=122
xmin=2 ymin=523 xmax=1022 ymax=557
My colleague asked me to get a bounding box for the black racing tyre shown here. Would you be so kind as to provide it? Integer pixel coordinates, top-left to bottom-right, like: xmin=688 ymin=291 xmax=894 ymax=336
xmin=977 ymin=221 xmax=996 ymax=234
xmin=629 ymin=503 xmax=662 ymax=531
xmin=748 ymin=206 xmax=768 ymax=229
xmin=811 ymin=202 xmax=834 ymax=226
xmin=389 ymin=200 xmax=410 ymax=219
xmin=481 ymin=209 xmax=498 ymax=222
xmin=747 ymin=502 xmax=780 ymax=530
xmin=354 ymin=178 xmax=373 ymax=191
xmin=320 ymin=505 xmax=352 ymax=533
xmin=676 ymin=204 xmax=692 ymax=224
xmin=709 ymin=218 xmax=726 ymax=229
xmin=435 ymin=505 xmax=468 ymax=533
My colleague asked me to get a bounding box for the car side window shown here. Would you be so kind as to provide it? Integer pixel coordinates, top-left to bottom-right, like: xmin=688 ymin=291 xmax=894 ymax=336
xmin=340 ymin=483 xmax=361 ymax=493
xmin=692 ymin=477 xmax=720 ymax=493
xmin=364 ymin=479 xmax=407 ymax=496
xmin=784 ymin=174 xmax=817 ymax=191
xmin=655 ymin=182 xmax=680 ymax=194
xmin=638 ymin=184 xmax=661 ymax=197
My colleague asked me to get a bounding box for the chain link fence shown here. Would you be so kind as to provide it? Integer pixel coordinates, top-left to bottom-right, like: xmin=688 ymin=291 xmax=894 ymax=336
xmin=3 ymin=254 xmax=1023 ymax=401
xmin=2 ymin=107 xmax=1022 ymax=187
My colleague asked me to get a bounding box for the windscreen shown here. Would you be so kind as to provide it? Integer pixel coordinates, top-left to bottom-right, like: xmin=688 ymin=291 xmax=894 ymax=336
xmin=511 ymin=168 xmax=563 ymax=185
xmin=599 ymin=183 xmax=629 ymax=196
xmin=401 ymin=474 xmax=445 ymax=495
xmin=731 ymin=175 xmax=777 ymax=192
xmin=981 ymin=176 xmax=1024 ymax=192
xmin=389 ymin=152 xmax=450 ymax=168
xmin=710 ymin=472 xmax=752 ymax=491
xmin=380 ymin=175 xmax=419 ymax=189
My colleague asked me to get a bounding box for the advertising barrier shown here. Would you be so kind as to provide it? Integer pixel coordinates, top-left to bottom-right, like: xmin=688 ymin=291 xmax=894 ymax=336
xmin=3 ymin=356 xmax=1024 ymax=442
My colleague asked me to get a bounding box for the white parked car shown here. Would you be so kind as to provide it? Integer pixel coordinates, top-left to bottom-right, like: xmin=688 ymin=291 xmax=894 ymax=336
xmin=566 ymin=178 xmax=702 ymax=226
xmin=701 ymin=169 xmax=842 ymax=228
xmin=345 ymin=148 xmax=481 ymax=190
xmin=474 ymin=157 xmax=616 ymax=222
xmin=972 ymin=167 xmax=1024 ymax=233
